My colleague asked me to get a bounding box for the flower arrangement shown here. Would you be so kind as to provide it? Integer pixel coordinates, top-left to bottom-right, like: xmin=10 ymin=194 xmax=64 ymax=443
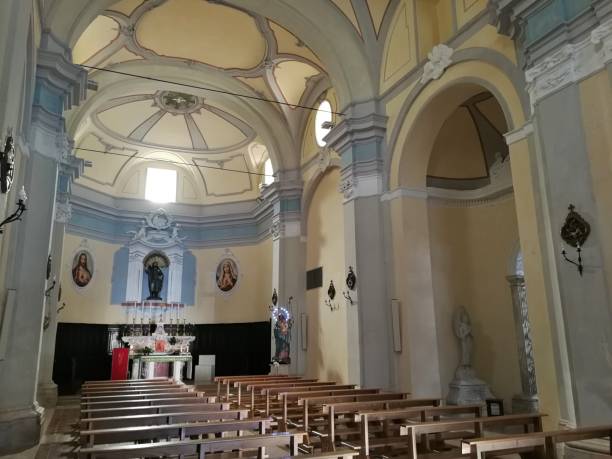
xmin=142 ymin=346 xmax=153 ymax=355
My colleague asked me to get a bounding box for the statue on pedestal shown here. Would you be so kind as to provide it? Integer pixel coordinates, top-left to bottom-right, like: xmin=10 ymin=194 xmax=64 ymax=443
xmin=447 ymin=306 xmax=494 ymax=405
xmin=146 ymin=262 xmax=164 ymax=300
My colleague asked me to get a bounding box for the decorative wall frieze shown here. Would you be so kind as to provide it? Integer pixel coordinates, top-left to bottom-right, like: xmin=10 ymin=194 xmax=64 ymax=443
xmin=380 ymin=187 xmax=428 ymax=202
xmin=420 ymin=44 xmax=454 ymax=85
xmin=54 ymin=200 xmax=73 ymax=224
xmin=525 ymin=17 xmax=612 ymax=106
xmin=339 ymin=172 xmax=383 ymax=203
xmin=270 ymin=216 xmax=300 ymax=240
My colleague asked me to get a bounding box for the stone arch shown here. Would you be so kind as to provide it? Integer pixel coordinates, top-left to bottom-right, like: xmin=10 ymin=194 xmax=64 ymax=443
xmin=301 ymin=157 xmax=342 ymax=236
xmin=388 ymin=59 xmax=528 ymax=191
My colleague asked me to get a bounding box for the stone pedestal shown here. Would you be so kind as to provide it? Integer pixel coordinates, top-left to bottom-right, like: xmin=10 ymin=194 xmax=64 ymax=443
xmin=269 ymin=363 xmax=290 ymax=376
xmin=447 ymin=366 xmax=494 ymax=405
xmin=512 ymin=394 xmax=540 ymax=414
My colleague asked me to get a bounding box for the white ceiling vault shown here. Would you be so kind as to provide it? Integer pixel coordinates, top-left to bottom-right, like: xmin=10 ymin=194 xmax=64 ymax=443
xmin=43 ymin=0 xmax=389 ymax=205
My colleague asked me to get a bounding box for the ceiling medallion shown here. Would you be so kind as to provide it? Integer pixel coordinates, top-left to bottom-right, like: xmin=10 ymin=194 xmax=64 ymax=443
xmin=157 ymin=91 xmax=201 ymax=114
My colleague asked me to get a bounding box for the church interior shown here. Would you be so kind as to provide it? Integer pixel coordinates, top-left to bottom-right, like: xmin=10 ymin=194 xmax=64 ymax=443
xmin=1 ymin=0 xmax=612 ymax=458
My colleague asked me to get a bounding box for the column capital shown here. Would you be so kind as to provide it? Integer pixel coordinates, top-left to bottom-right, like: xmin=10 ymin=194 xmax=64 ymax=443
xmin=324 ymin=111 xmax=387 ymax=156
xmin=54 ymin=199 xmax=72 ymax=224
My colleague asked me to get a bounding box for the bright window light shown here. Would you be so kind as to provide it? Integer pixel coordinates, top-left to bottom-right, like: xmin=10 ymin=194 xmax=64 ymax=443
xmin=145 ymin=168 xmax=177 ymax=203
xmin=263 ymin=158 xmax=274 ymax=186
xmin=315 ymin=100 xmax=333 ymax=147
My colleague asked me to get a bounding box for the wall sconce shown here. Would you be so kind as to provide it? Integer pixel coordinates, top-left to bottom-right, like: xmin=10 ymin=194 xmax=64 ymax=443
xmin=0 ymin=134 xmax=15 ymax=193
xmin=342 ymin=266 xmax=356 ymax=305
xmin=44 ymin=276 xmax=57 ymax=297
xmin=560 ymin=204 xmax=590 ymax=277
xmin=325 ymin=280 xmax=339 ymax=311
xmin=269 ymin=288 xmax=278 ymax=312
xmin=0 ymin=186 xmax=27 ymax=234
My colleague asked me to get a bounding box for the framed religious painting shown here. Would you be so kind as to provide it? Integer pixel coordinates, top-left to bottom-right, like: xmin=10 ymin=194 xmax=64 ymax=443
xmin=72 ymin=249 xmax=94 ymax=288
xmin=215 ymin=251 xmax=240 ymax=294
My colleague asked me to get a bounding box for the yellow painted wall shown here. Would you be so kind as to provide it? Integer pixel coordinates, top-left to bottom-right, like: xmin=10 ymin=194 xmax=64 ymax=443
xmin=305 ymin=168 xmax=349 ymax=383
xmin=59 ymin=233 xmax=272 ymax=325
xmin=428 ymin=197 xmax=523 ymax=405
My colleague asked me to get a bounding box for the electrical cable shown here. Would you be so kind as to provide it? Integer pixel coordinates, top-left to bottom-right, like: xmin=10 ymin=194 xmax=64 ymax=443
xmin=80 ymin=64 xmax=344 ymax=115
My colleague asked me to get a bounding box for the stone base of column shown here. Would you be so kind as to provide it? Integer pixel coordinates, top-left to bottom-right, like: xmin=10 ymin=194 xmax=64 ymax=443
xmin=0 ymin=405 xmax=44 ymax=455
xmin=37 ymin=382 xmax=58 ymax=408
xmin=512 ymin=393 xmax=539 ymax=413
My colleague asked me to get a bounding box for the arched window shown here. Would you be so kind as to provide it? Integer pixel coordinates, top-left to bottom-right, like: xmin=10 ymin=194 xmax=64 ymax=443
xmin=315 ymin=100 xmax=333 ymax=147
xmin=263 ymin=158 xmax=274 ymax=186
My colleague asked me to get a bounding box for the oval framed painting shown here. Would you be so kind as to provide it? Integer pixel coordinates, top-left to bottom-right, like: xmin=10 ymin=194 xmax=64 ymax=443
xmin=215 ymin=257 xmax=239 ymax=294
xmin=72 ymin=250 xmax=94 ymax=289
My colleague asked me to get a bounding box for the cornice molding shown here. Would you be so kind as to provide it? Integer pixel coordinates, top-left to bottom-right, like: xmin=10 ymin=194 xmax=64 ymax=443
xmin=525 ymin=17 xmax=612 ymax=105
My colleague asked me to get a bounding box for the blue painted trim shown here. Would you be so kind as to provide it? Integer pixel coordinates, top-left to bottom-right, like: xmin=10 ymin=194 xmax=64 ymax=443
xmin=181 ymin=251 xmax=196 ymax=305
xmin=110 ymin=247 xmax=129 ymax=305
xmin=33 ymin=79 xmax=63 ymax=115
xmin=280 ymin=197 xmax=301 ymax=213
xmin=525 ymin=0 xmax=591 ymax=45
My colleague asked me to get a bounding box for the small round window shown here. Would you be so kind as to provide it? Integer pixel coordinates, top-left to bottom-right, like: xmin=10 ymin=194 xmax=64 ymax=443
xmin=315 ymin=100 xmax=333 ymax=147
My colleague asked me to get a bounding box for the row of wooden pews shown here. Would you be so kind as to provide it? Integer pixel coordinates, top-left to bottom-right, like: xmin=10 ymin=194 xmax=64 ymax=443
xmin=77 ymin=376 xmax=359 ymax=459
xmin=75 ymin=375 xmax=612 ymax=459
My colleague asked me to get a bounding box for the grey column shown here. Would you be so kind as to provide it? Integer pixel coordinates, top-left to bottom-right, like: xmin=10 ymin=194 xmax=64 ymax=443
xmin=265 ymin=175 xmax=307 ymax=375
xmin=326 ymin=110 xmax=392 ymax=388
xmin=0 ymin=35 xmax=86 ymax=453
xmin=507 ymin=275 xmax=539 ymax=413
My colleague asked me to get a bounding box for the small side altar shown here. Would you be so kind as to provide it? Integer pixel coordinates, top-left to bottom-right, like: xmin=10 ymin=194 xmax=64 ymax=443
xmin=122 ymin=320 xmax=194 ymax=381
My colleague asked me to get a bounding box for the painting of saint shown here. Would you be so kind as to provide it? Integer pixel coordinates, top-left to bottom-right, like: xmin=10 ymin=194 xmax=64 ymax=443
xmin=72 ymin=251 xmax=93 ymax=287
xmin=216 ymin=258 xmax=238 ymax=292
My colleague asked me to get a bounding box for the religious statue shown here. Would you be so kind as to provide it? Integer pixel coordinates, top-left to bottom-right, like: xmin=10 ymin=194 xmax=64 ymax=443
xmin=447 ymin=305 xmax=494 ymax=405
xmin=453 ymin=306 xmax=473 ymax=367
xmin=273 ymin=312 xmax=291 ymax=364
xmin=145 ymin=261 xmax=164 ymax=300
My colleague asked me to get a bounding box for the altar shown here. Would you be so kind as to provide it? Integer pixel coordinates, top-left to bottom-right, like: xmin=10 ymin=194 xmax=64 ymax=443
xmin=122 ymin=318 xmax=195 ymax=382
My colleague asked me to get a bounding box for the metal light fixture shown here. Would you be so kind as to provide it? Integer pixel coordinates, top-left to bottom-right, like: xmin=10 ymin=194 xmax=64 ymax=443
xmin=560 ymin=204 xmax=590 ymax=277
xmin=0 ymin=186 xmax=27 ymax=234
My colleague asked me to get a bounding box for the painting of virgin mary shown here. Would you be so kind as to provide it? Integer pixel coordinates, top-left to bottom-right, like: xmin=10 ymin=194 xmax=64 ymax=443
xmin=216 ymin=258 xmax=238 ymax=292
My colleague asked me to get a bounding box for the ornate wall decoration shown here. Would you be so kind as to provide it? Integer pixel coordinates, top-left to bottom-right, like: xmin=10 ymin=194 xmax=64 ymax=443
xmin=55 ymin=200 xmax=73 ymax=224
xmin=420 ymin=44 xmax=454 ymax=84
xmin=215 ymin=249 xmax=240 ymax=295
xmin=0 ymin=135 xmax=15 ymax=194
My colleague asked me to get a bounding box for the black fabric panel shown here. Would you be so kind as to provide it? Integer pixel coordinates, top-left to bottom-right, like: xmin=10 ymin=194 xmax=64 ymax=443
xmin=190 ymin=322 xmax=271 ymax=377
xmin=52 ymin=321 xmax=271 ymax=393
xmin=53 ymin=322 xmax=111 ymax=394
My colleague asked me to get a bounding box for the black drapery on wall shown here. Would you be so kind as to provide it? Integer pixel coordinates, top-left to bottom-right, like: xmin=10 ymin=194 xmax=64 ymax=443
xmin=53 ymin=322 xmax=111 ymax=394
xmin=53 ymin=321 xmax=271 ymax=393
xmin=191 ymin=322 xmax=271 ymax=377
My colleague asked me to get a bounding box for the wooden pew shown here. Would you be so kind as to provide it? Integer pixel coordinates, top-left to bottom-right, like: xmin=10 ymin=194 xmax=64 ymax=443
xmin=81 ymin=401 xmax=230 ymax=419
xmin=78 ymin=430 xmax=306 ymax=459
xmin=82 ymin=390 xmax=198 ymax=403
xmin=262 ymin=385 xmax=358 ymax=418
xmin=461 ymin=425 xmax=612 ymax=459
xmin=81 ymin=395 xmax=216 ymax=410
xmin=358 ymin=412 xmax=543 ymax=459
xmin=301 ymin=393 xmax=411 ymax=434
xmin=277 ymin=389 xmax=381 ymax=430
xmin=246 ymin=381 xmax=336 ymax=414
xmin=82 ymin=385 xmax=184 ymax=395
xmin=83 ymin=378 xmax=172 ymax=386
xmin=80 ymin=408 xmax=249 ymax=430
xmin=81 ymin=417 xmax=272 ymax=447
xmin=215 ymin=374 xmax=291 ymax=398
xmin=232 ymin=377 xmax=306 ymax=404
xmin=321 ymin=397 xmax=441 ymax=451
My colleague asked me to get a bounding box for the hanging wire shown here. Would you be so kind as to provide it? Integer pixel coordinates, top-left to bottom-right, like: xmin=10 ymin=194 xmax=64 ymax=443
xmin=74 ymin=146 xmax=274 ymax=178
xmin=80 ymin=64 xmax=344 ymax=115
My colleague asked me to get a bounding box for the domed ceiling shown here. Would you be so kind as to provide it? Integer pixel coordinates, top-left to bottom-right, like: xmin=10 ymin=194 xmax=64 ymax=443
xmin=69 ymin=0 xmax=331 ymax=205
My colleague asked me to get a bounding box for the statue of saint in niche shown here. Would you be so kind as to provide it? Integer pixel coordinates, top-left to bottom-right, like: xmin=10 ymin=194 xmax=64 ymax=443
xmin=453 ymin=306 xmax=473 ymax=368
xmin=145 ymin=259 xmax=165 ymax=301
